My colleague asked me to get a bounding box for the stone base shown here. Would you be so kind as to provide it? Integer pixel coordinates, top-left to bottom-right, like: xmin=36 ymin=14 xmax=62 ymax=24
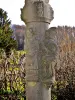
xmin=26 ymin=82 xmax=51 ymax=100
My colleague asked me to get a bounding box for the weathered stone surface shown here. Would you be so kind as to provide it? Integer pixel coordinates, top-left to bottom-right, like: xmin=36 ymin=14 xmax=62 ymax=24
xmin=26 ymin=82 xmax=51 ymax=100
xmin=21 ymin=0 xmax=57 ymax=100
xmin=21 ymin=0 xmax=53 ymax=24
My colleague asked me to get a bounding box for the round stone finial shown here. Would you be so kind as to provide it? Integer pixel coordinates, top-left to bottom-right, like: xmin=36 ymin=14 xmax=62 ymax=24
xmin=45 ymin=0 xmax=49 ymax=3
xmin=25 ymin=0 xmax=49 ymax=4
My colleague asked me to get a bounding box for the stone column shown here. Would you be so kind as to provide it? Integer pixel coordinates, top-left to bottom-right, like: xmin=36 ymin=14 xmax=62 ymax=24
xmin=21 ymin=0 xmax=57 ymax=100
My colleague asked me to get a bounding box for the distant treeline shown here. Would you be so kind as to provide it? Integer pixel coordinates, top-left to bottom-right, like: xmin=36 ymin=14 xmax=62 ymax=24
xmin=11 ymin=25 xmax=75 ymax=50
xmin=11 ymin=24 xmax=25 ymax=50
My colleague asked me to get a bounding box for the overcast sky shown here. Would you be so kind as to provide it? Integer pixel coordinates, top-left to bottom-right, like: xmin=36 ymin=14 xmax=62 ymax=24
xmin=0 ymin=0 xmax=75 ymax=27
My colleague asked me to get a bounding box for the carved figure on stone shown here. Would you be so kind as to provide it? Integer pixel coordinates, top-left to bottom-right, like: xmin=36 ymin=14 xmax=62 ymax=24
xmin=38 ymin=27 xmax=57 ymax=87
xmin=35 ymin=1 xmax=44 ymax=17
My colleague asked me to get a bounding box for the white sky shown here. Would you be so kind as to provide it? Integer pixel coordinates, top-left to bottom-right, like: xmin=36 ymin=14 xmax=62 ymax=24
xmin=0 ymin=0 xmax=75 ymax=27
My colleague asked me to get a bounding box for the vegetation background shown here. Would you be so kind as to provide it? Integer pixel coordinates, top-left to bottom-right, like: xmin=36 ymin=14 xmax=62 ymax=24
xmin=0 ymin=8 xmax=75 ymax=100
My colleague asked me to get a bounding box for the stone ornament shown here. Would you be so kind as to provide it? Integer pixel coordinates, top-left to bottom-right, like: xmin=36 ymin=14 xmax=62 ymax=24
xmin=25 ymin=0 xmax=49 ymax=4
xmin=21 ymin=0 xmax=56 ymax=85
xmin=41 ymin=27 xmax=57 ymax=86
xmin=21 ymin=0 xmax=57 ymax=100
xmin=35 ymin=1 xmax=44 ymax=17
xmin=21 ymin=0 xmax=54 ymax=24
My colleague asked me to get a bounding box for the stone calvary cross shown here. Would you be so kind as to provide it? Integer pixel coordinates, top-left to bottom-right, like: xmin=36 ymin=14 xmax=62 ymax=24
xmin=21 ymin=0 xmax=57 ymax=100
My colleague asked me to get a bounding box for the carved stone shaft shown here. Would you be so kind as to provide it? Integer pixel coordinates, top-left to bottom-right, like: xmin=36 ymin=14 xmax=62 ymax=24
xmin=21 ymin=0 xmax=56 ymax=100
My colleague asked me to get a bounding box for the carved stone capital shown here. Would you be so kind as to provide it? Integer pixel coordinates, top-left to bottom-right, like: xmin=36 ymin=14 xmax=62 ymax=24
xmin=21 ymin=0 xmax=54 ymax=24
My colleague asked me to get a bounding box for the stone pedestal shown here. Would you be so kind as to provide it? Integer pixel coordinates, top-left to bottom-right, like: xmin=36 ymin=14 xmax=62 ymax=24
xmin=26 ymin=82 xmax=51 ymax=100
xmin=21 ymin=0 xmax=57 ymax=100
